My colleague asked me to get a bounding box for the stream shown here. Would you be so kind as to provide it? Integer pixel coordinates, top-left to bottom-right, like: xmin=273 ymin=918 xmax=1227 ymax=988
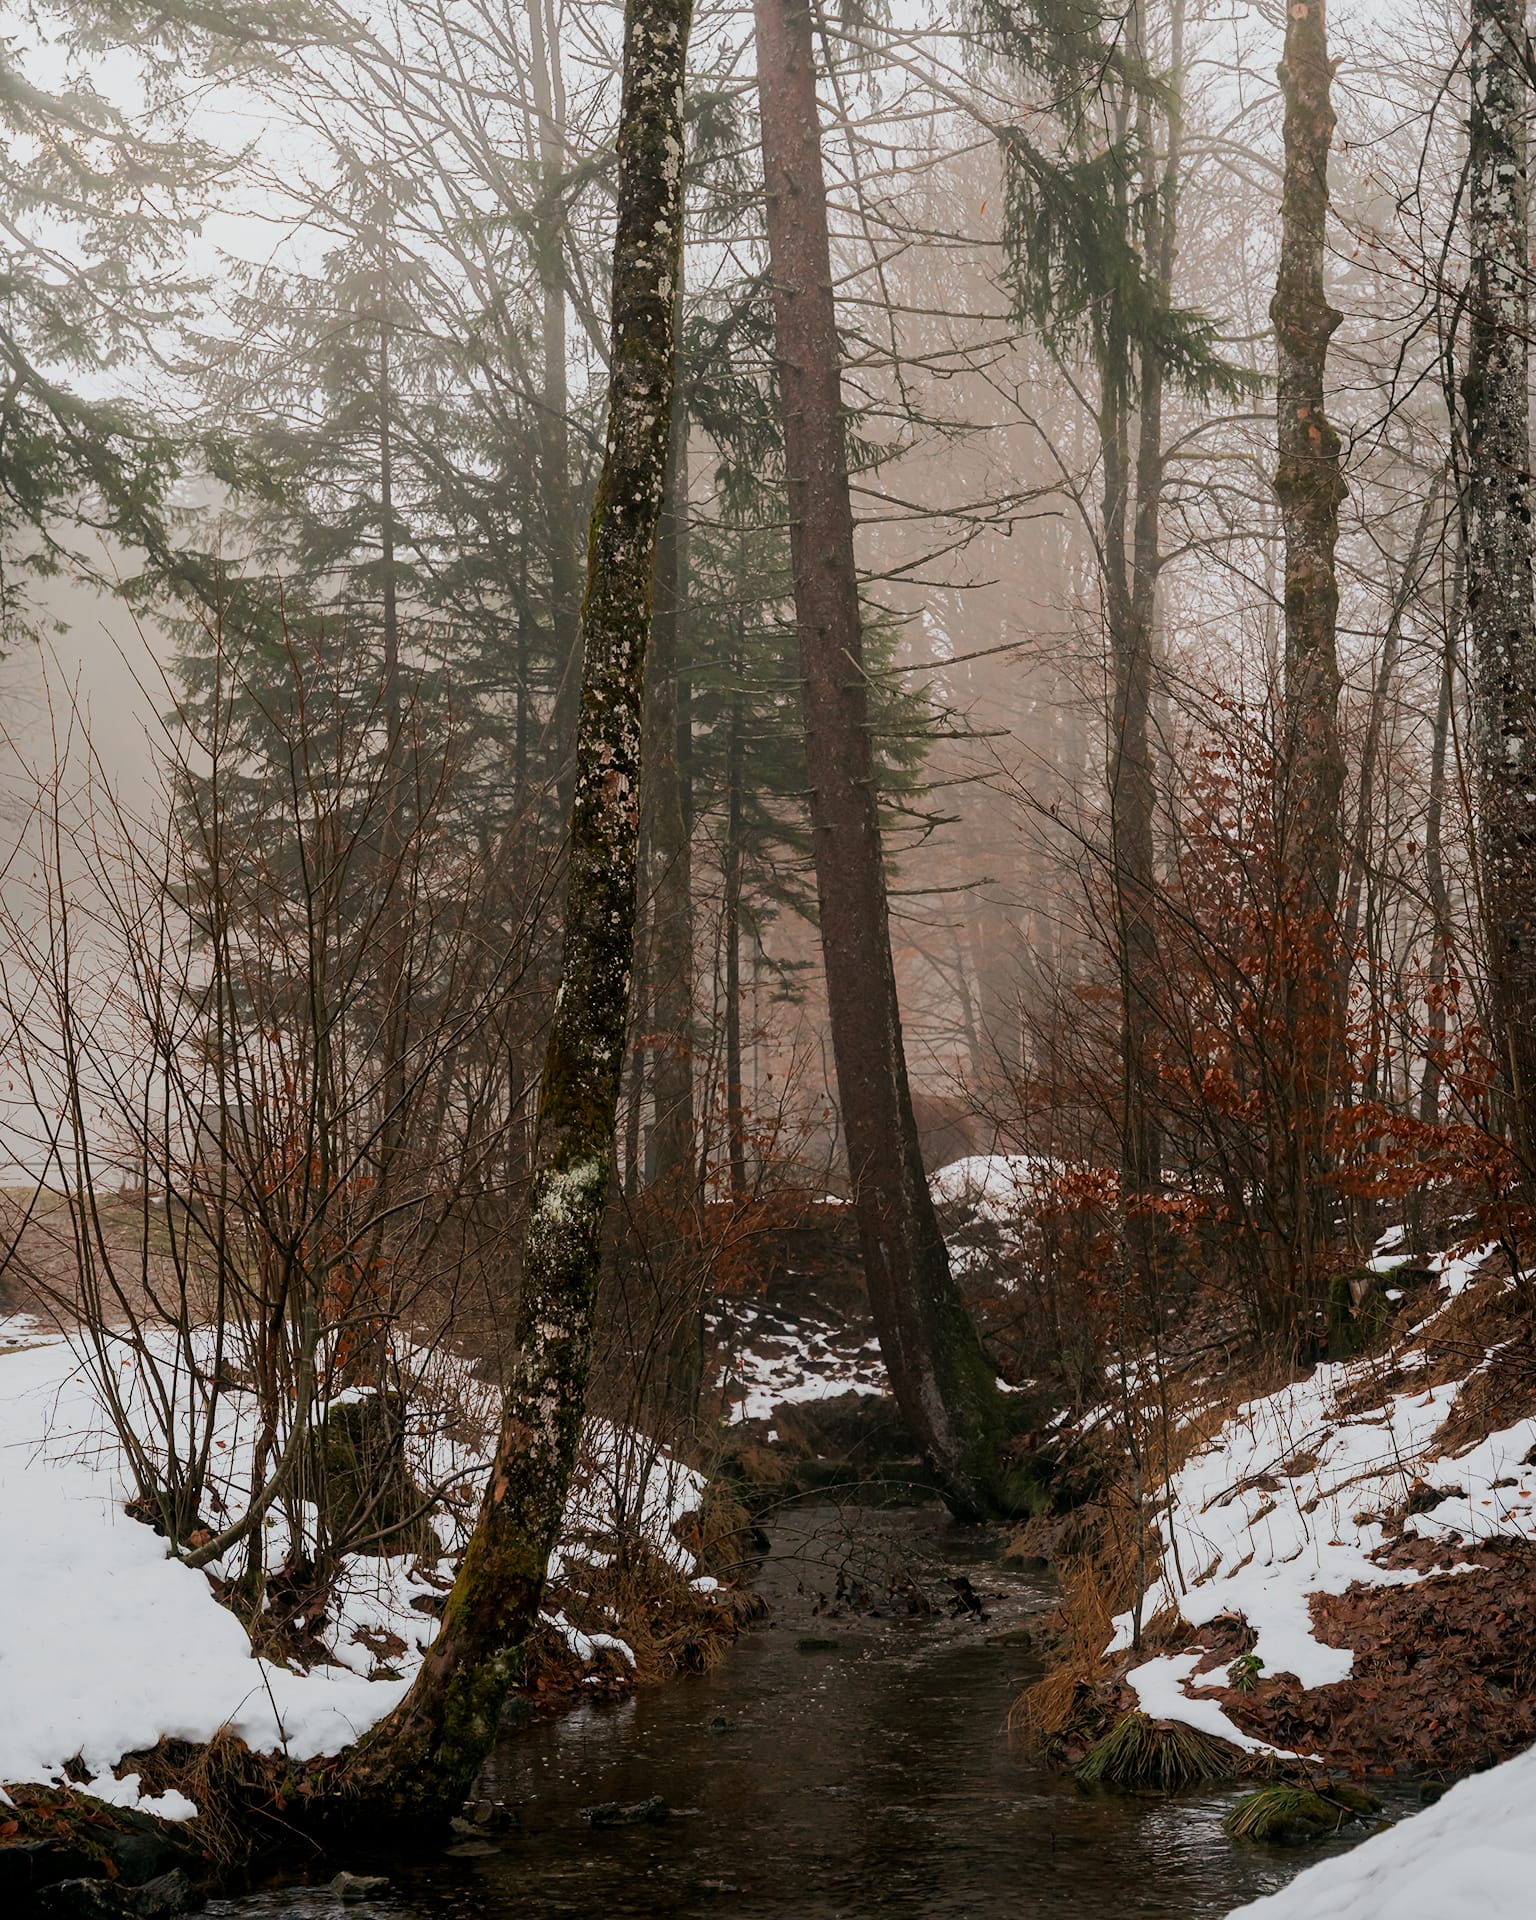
xmin=213 ymin=1503 xmax=1395 ymax=1919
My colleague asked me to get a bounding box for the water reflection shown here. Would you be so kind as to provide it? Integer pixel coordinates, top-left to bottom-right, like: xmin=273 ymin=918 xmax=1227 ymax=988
xmin=215 ymin=1504 xmax=1378 ymax=1920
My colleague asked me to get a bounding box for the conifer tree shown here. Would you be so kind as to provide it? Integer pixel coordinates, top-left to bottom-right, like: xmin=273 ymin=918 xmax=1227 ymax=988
xmin=753 ymin=0 xmax=1026 ymax=1519
xmin=1269 ymin=0 xmax=1347 ymax=1318
xmin=985 ymin=0 xmax=1250 ymax=1265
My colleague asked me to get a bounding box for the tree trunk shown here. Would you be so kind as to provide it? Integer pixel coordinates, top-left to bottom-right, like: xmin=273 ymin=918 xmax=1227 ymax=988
xmin=1095 ymin=2 xmax=1181 ymax=1275
xmin=332 ymin=0 xmax=692 ymax=1819
xmin=1420 ymin=592 xmax=1458 ymax=1129
xmin=1098 ymin=31 xmax=1162 ymax=1222
xmin=1338 ymin=484 xmax=1442 ymax=967
xmin=752 ymin=0 xmax=1019 ymax=1519
xmin=722 ymin=608 xmax=748 ymax=1200
xmin=1103 ymin=355 xmax=1162 ymax=1213
xmin=529 ymin=0 xmax=584 ymax=808
xmin=1466 ymin=0 xmax=1536 ymax=1171
xmin=1270 ymin=0 xmax=1347 ymax=1321
xmin=642 ymin=357 xmax=701 ymax=1417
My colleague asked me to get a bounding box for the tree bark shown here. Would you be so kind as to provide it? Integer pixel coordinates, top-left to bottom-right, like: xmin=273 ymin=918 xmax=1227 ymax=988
xmin=1466 ymin=0 xmax=1536 ymax=1170
xmin=1420 ymin=594 xmax=1458 ymax=1131
xmin=332 ymin=0 xmax=691 ymax=1819
xmin=1270 ymin=0 xmax=1347 ymax=1319
xmin=752 ymin=0 xmax=1020 ymax=1518
xmin=722 ymin=596 xmax=748 ymax=1200
xmin=642 ymin=340 xmax=702 ymax=1417
xmin=529 ymin=0 xmax=585 ymax=808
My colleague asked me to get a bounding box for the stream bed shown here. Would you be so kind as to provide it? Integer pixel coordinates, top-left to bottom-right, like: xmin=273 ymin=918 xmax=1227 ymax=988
xmin=213 ymin=1502 xmax=1397 ymax=1919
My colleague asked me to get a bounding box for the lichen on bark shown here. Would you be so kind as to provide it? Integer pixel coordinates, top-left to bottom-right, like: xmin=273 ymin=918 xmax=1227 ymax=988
xmin=324 ymin=0 xmax=694 ymax=1826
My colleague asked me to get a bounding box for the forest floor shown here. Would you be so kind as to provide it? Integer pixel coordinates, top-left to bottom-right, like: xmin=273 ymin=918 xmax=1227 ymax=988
xmin=5 ymin=1168 xmax=1536 ymax=1916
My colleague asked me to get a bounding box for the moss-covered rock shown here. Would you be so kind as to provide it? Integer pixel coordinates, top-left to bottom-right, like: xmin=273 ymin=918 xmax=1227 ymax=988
xmin=1224 ymin=1780 xmax=1383 ymax=1844
xmin=307 ymin=1391 xmax=429 ymax=1556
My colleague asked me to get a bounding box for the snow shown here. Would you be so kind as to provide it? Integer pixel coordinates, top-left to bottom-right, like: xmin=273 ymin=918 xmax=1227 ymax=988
xmin=928 ymin=1153 xmax=1060 ymax=1279
xmin=540 ymin=1609 xmax=637 ymax=1667
xmin=1104 ymin=1241 xmax=1521 ymax=1740
xmin=1431 ymin=1242 xmax=1498 ymax=1300
xmin=0 ymin=1320 xmax=422 ymax=1815
xmin=929 ymin=1152 xmax=1057 ymax=1218
xmin=719 ymin=1314 xmax=886 ymax=1424
xmin=0 ymin=1313 xmax=706 ymax=1812
xmin=1108 ymin=1362 xmax=1466 ymax=1690
xmin=1405 ymin=1414 xmax=1536 ymax=1547
xmin=561 ymin=1419 xmax=706 ymax=1575
xmin=1124 ymin=1654 xmax=1304 ymax=1757
xmin=76 ymin=1774 xmax=199 ymax=1823
xmin=1225 ymin=1737 xmax=1536 ymax=1920
xmin=1080 ymin=1233 xmax=1536 ymax=1908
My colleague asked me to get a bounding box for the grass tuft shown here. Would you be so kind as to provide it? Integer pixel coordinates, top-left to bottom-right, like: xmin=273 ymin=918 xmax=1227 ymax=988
xmin=1223 ymin=1781 xmax=1382 ymax=1843
xmin=1075 ymin=1709 xmax=1237 ymax=1792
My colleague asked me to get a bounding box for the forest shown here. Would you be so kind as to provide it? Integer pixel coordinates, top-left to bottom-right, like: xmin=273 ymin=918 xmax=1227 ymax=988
xmin=0 ymin=0 xmax=1534 ymax=1914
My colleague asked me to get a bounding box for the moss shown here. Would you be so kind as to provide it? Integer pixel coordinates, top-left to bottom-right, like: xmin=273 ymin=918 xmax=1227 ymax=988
xmin=1224 ymin=1781 xmax=1382 ymax=1844
xmin=308 ymin=1391 xmax=429 ymax=1554
xmin=1075 ymin=1710 xmax=1237 ymax=1792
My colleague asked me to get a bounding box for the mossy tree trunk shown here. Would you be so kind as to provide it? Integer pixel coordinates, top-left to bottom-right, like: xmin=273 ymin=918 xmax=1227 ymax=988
xmin=1466 ymin=0 xmax=1536 ymax=1175
xmin=1270 ymin=0 xmax=1347 ymax=1325
xmin=752 ymin=0 xmax=1021 ymax=1520
xmin=330 ymin=0 xmax=692 ymax=1822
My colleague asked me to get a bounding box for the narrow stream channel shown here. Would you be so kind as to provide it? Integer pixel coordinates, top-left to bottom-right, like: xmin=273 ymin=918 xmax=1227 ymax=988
xmin=215 ymin=1503 xmax=1393 ymax=1919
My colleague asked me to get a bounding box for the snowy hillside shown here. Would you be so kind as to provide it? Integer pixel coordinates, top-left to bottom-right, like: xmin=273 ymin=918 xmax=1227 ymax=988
xmin=0 ymin=1316 xmax=710 ymax=1816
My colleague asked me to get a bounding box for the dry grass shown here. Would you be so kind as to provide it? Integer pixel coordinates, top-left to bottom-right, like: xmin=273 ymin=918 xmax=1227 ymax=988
xmin=1076 ymin=1710 xmax=1236 ymax=1791
xmin=1013 ymin=1357 xmax=1254 ymax=1758
xmin=1012 ymin=1543 xmax=1122 ymax=1749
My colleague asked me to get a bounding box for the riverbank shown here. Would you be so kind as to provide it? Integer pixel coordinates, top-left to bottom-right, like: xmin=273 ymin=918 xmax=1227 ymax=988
xmin=1018 ymin=1235 xmax=1536 ymax=1790
xmin=0 ymin=1308 xmax=747 ymax=1912
xmin=8 ymin=1172 xmax=1536 ymax=1915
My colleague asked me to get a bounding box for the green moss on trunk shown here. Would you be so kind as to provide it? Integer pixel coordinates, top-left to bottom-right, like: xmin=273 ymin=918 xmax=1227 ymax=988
xmin=321 ymin=0 xmax=695 ymax=1828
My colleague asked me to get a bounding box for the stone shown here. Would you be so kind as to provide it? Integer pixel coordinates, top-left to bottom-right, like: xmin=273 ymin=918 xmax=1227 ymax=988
xmin=123 ymin=1872 xmax=196 ymax=1917
xmin=0 ymin=1840 xmax=99 ymax=1899
xmin=328 ymin=1872 xmax=389 ymax=1901
xmin=35 ymin=1873 xmax=196 ymax=1919
xmin=580 ymin=1797 xmax=670 ymax=1828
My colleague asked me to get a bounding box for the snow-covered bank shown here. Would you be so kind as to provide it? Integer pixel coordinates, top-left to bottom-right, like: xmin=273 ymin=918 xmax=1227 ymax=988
xmin=0 ymin=1315 xmax=708 ymax=1815
xmin=1226 ymin=1739 xmax=1536 ymax=1919
xmin=1080 ymin=1239 xmax=1536 ymax=1774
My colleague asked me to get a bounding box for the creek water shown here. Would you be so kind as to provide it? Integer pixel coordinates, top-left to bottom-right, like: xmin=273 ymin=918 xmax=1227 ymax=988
xmin=214 ymin=1503 xmax=1383 ymax=1920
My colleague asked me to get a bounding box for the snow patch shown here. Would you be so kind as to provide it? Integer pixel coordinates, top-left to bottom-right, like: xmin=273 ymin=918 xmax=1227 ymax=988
xmin=1225 ymin=1737 xmax=1536 ymax=1919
